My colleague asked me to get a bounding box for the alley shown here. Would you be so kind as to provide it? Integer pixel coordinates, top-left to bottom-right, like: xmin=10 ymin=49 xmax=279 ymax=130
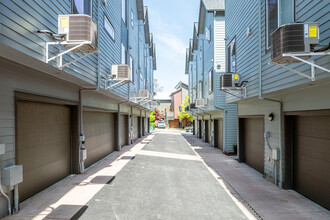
xmin=74 ymin=130 xmax=249 ymax=220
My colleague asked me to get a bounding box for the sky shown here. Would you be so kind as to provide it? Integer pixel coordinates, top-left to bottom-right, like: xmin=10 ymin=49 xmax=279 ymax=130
xmin=144 ymin=0 xmax=200 ymax=99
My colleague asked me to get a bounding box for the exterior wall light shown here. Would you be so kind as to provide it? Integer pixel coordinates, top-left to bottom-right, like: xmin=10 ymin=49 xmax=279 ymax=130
xmin=269 ymin=113 xmax=274 ymax=121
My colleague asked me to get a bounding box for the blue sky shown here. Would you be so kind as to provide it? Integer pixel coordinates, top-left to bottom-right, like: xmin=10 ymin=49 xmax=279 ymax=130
xmin=144 ymin=0 xmax=200 ymax=99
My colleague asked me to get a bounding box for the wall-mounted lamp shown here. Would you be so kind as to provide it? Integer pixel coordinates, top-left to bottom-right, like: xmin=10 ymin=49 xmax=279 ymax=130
xmin=268 ymin=113 xmax=274 ymax=121
xmin=103 ymin=0 xmax=107 ymax=6
xmin=246 ymin=27 xmax=251 ymax=36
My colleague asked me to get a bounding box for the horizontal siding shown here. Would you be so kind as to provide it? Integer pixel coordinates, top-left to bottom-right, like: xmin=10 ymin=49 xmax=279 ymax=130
xmin=224 ymin=104 xmax=238 ymax=152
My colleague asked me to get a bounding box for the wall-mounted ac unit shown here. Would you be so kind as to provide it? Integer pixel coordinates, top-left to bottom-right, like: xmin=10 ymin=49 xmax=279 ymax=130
xmin=139 ymin=90 xmax=149 ymax=98
xmin=271 ymin=22 xmax=319 ymax=63
xmin=58 ymin=14 xmax=97 ymax=53
xmin=195 ymin=99 xmax=204 ymax=107
xmin=111 ymin=64 xmax=131 ymax=82
xmin=220 ymin=73 xmax=240 ymax=90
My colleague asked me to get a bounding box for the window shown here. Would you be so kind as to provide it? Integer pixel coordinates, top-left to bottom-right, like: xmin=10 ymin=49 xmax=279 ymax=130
xmin=266 ymin=0 xmax=294 ymax=49
xmin=73 ymin=0 xmax=91 ymax=15
xmin=199 ymin=81 xmax=203 ymax=98
xmin=130 ymin=9 xmax=134 ymax=28
xmin=227 ymin=38 xmax=236 ymax=72
xmin=121 ymin=44 xmax=127 ymax=64
xmin=130 ymin=56 xmax=134 ymax=82
xmin=209 ymin=69 xmax=214 ymax=92
xmin=122 ymin=0 xmax=127 ymax=24
xmin=104 ymin=16 xmax=115 ymax=39
xmin=206 ymin=26 xmax=211 ymax=42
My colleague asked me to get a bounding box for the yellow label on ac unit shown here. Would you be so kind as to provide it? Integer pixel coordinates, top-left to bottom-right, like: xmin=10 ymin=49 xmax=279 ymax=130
xmin=234 ymin=74 xmax=239 ymax=80
xmin=309 ymin=26 xmax=317 ymax=38
xmin=61 ymin=17 xmax=69 ymax=28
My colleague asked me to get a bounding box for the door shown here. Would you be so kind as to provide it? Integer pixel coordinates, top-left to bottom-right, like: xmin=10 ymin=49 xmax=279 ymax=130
xmin=293 ymin=115 xmax=330 ymax=210
xmin=83 ymin=111 xmax=115 ymax=168
xmin=214 ymin=119 xmax=223 ymax=150
xmin=120 ymin=115 xmax=129 ymax=147
xmin=205 ymin=120 xmax=209 ymax=143
xmin=142 ymin=117 xmax=145 ymax=136
xmin=133 ymin=116 xmax=139 ymax=140
xmin=241 ymin=118 xmax=264 ymax=174
xmin=17 ymin=101 xmax=71 ymax=202
xmin=198 ymin=120 xmax=202 ymax=139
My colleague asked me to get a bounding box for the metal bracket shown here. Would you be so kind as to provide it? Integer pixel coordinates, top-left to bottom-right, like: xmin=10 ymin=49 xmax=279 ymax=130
xmin=45 ymin=41 xmax=99 ymax=69
xmin=222 ymin=87 xmax=247 ymax=99
xmin=269 ymin=52 xmax=330 ymax=81
xmin=106 ymin=80 xmax=127 ymax=91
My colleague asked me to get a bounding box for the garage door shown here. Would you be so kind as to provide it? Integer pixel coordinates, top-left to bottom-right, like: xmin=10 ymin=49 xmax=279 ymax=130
xmin=133 ymin=116 xmax=139 ymax=140
xmin=214 ymin=119 xmax=223 ymax=150
xmin=83 ymin=111 xmax=115 ymax=168
xmin=242 ymin=118 xmax=264 ymax=174
xmin=120 ymin=115 xmax=128 ymax=147
xmin=293 ymin=115 xmax=330 ymax=210
xmin=17 ymin=101 xmax=71 ymax=202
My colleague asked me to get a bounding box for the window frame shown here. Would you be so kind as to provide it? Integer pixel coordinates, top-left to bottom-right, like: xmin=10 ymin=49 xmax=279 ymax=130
xmin=130 ymin=9 xmax=134 ymax=28
xmin=206 ymin=26 xmax=211 ymax=42
xmin=121 ymin=44 xmax=127 ymax=64
xmin=227 ymin=37 xmax=236 ymax=73
xmin=72 ymin=0 xmax=92 ymax=15
xmin=104 ymin=16 xmax=115 ymax=40
xmin=265 ymin=0 xmax=295 ymax=50
xmin=122 ymin=0 xmax=127 ymax=24
xmin=208 ymin=68 xmax=214 ymax=93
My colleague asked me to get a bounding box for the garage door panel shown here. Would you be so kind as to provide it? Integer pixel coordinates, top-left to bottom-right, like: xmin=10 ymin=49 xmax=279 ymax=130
xmin=243 ymin=118 xmax=264 ymax=174
xmin=84 ymin=111 xmax=115 ymax=168
xmin=17 ymin=102 xmax=71 ymax=202
xmin=294 ymin=115 xmax=330 ymax=210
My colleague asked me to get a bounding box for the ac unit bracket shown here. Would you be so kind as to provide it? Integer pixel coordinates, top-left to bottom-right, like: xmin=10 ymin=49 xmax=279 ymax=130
xmin=105 ymin=79 xmax=128 ymax=91
xmin=221 ymin=86 xmax=247 ymax=99
xmin=45 ymin=41 xmax=100 ymax=69
xmin=269 ymin=52 xmax=330 ymax=81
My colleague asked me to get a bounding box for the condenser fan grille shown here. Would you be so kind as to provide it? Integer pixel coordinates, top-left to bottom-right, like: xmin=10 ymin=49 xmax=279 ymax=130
xmin=68 ymin=16 xmax=92 ymax=41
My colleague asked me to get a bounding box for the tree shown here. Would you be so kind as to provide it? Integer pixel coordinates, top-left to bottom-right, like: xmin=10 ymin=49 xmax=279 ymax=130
xmin=178 ymin=94 xmax=193 ymax=128
xmin=153 ymin=78 xmax=163 ymax=92
xmin=149 ymin=110 xmax=155 ymax=127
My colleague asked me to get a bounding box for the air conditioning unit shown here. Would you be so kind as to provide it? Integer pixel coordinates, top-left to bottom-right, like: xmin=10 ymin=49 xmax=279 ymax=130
xmin=111 ymin=64 xmax=131 ymax=82
xmin=220 ymin=73 xmax=240 ymax=90
xmin=151 ymin=101 xmax=158 ymax=107
xmin=271 ymin=22 xmax=319 ymax=63
xmin=58 ymin=14 xmax=97 ymax=53
xmin=139 ymin=90 xmax=149 ymax=98
xmin=195 ymin=99 xmax=204 ymax=107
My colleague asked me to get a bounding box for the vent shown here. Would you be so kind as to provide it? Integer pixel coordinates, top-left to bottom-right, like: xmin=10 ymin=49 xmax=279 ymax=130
xmin=195 ymin=99 xmax=204 ymax=107
xmin=220 ymin=73 xmax=240 ymax=90
xmin=271 ymin=22 xmax=319 ymax=63
xmin=58 ymin=14 xmax=97 ymax=53
xmin=112 ymin=64 xmax=131 ymax=82
xmin=139 ymin=90 xmax=149 ymax=98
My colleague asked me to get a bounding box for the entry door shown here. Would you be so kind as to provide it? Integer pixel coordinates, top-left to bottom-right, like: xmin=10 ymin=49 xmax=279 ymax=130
xmin=120 ymin=115 xmax=129 ymax=147
xmin=241 ymin=118 xmax=264 ymax=174
xmin=205 ymin=120 xmax=209 ymax=143
xmin=17 ymin=101 xmax=71 ymax=202
xmin=199 ymin=120 xmax=202 ymax=138
xmin=214 ymin=119 xmax=223 ymax=150
xmin=142 ymin=117 xmax=145 ymax=136
xmin=293 ymin=115 xmax=330 ymax=210
xmin=83 ymin=111 xmax=115 ymax=168
xmin=133 ymin=116 xmax=139 ymax=140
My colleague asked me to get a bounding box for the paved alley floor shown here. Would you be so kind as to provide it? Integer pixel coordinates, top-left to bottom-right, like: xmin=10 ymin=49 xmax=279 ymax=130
xmin=74 ymin=129 xmax=249 ymax=220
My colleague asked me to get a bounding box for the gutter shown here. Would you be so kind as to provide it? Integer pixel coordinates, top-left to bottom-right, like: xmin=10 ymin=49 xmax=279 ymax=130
xmin=258 ymin=0 xmax=283 ymax=187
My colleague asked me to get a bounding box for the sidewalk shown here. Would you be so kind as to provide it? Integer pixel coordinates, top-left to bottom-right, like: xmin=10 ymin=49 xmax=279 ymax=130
xmin=4 ymin=134 xmax=155 ymax=220
xmin=182 ymin=133 xmax=330 ymax=220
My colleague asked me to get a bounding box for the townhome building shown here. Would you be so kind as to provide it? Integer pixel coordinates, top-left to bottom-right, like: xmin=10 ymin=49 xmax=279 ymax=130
xmin=169 ymin=81 xmax=188 ymax=128
xmin=185 ymin=0 xmax=238 ymax=152
xmin=0 ymin=0 xmax=156 ymax=217
xmin=225 ymin=0 xmax=329 ymax=210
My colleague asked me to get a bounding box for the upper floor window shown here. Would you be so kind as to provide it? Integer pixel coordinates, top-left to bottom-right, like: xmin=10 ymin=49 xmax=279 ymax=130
xmin=209 ymin=69 xmax=214 ymax=92
xmin=206 ymin=26 xmax=211 ymax=42
xmin=73 ymin=0 xmax=91 ymax=15
xmin=131 ymin=9 xmax=134 ymax=28
xmin=227 ymin=38 xmax=236 ymax=72
xmin=122 ymin=0 xmax=127 ymax=24
xmin=266 ymin=0 xmax=295 ymax=49
xmin=104 ymin=16 xmax=115 ymax=40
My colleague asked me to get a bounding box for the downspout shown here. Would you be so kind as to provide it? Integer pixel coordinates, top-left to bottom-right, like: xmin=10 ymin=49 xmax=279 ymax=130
xmin=97 ymin=0 xmax=101 ymax=88
xmin=258 ymin=0 xmax=283 ymax=187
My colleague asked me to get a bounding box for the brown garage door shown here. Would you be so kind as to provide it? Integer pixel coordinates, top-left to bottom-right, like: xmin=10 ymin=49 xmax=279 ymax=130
xmin=242 ymin=118 xmax=264 ymax=174
xmin=214 ymin=119 xmax=223 ymax=150
xmin=83 ymin=111 xmax=115 ymax=168
xmin=133 ymin=116 xmax=139 ymax=140
xmin=17 ymin=101 xmax=71 ymax=202
xmin=120 ymin=115 xmax=128 ymax=147
xmin=293 ymin=115 xmax=330 ymax=210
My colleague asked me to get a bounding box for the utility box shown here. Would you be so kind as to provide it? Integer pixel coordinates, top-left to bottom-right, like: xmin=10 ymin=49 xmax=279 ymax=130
xmin=3 ymin=165 xmax=23 ymax=186
xmin=272 ymin=148 xmax=280 ymax=161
